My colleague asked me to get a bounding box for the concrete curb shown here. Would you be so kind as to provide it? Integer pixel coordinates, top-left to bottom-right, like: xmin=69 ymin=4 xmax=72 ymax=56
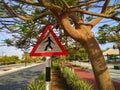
xmin=0 ymin=63 xmax=43 ymax=76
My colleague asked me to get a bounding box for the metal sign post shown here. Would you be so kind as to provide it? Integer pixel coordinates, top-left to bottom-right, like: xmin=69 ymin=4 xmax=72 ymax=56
xmin=46 ymin=56 xmax=51 ymax=90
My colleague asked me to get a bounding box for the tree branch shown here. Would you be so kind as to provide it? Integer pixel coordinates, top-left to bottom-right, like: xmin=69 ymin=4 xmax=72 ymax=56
xmin=3 ymin=2 xmax=32 ymax=21
xmin=33 ymin=11 xmax=51 ymax=21
xmin=91 ymin=4 xmax=120 ymax=27
xmin=101 ymin=0 xmax=110 ymax=13
xmin=91 ymin=0 xmax=110 ymax=27
xmin=61 ymin=0 xmax=70 ymax=8
xmin=15 ymin=0 xmax=42 ymax=6
xmin=60 ymin=0 xmax=85 ymax=28
xmin=66 ymin=6 xmax=120 ymax=20
xmin=71 ymin=0 xmax=105 ymax=8
xmin=90 ymin=0 xmax=110 ymax=27
xmin=3 ymin=1 xmax=50 ymax=21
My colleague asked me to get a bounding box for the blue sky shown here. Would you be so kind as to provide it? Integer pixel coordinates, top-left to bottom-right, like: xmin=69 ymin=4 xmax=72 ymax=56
xmin=0 ymin=32 xmax=23 ymax=58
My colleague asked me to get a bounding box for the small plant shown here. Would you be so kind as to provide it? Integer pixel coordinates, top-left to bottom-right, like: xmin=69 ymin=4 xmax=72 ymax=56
xmin=79 ymin=66 xmax=89 ymax=70
xmin=26 ymin=72 xmax=45 ymax=90
xmin=62 ymin=67 xmax=93 ymax=90
xmin=72 ymin=64 xmax=89 ymax=70
xmin=52 ymin=61 xmax=59 ymax=70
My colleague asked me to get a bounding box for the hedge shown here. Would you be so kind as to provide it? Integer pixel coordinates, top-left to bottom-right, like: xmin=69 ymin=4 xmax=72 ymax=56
xmin=61 ymin=67 xmax=93 ymax=90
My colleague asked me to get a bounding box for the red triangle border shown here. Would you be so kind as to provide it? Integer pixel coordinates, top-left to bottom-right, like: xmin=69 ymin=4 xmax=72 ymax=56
xmin=30 ymin=25 xmax=67 ymax=56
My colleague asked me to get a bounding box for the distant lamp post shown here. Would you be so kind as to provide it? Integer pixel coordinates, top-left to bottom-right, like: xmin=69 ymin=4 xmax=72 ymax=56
xmin=113 ymin=44 xmax=120 ymax=55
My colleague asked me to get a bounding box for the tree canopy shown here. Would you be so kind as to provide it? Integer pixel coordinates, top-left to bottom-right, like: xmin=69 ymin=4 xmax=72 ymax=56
xmin=0 ymin=0 xmax=120 ymax=50
xmin=97 ymin=23 xmax=120 ymax=44
xmin=0 ymin=0 xmax=120 ymax=32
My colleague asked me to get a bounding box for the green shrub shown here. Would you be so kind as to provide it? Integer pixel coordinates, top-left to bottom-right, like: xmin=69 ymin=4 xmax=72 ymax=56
xmin=62 ymin=67 xmax=93 ymax=90
xmin=79 ymin=66 xmax=89 ymax=70
xmin=0 ymin=56 xmax=19 ymax=65
xmin=52 ymin=61 xmax=59 ymax=70
xmin=71 ymin=64 xmax=89 ymax=70
xmin=26 ymin=72 xmax=45 ymax=90
xmin=114 ymin=64 xmax=120 ymax=69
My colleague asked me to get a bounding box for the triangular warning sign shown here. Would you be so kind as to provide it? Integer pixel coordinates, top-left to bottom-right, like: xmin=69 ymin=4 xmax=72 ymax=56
xmin=30 ymin=25 xmax=67 ymax=56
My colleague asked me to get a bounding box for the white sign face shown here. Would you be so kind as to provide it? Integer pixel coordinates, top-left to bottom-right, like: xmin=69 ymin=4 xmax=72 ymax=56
xmin=35 ymin=30 xmax=62 ymax=53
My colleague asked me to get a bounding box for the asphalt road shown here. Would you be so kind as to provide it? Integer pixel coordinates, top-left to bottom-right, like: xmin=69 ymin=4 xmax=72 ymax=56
xmin=0 ymin=63 xmax=45 ymax=90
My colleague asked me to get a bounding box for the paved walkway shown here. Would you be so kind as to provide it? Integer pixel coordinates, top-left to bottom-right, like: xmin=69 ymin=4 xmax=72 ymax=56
xmin=73 ymin=67 xmax=120 ymax=90
xmin=71 ymin=61 xmax=120 ymax=82
xmin=69 ymin=61 xmax=120 ymax=90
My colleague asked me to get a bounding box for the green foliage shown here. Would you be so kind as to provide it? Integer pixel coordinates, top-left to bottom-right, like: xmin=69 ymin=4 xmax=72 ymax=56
xmin=86 ymin=16 xmax=94 ymax=22
xmin=29 ymin=57 xmax=41 ymax=63
xmin=0 ymin=55 xmax=41 ymax=65
xmin=79 ymin=66 xmax=89 ymax=70
xmin=96 ymin=23 xmax=120 ymax=44
xmin=0 ymin=56 xmax=19 ymax=65
xmin=4 ymin=39 xmax=13 ymax=46
xmin=54 ymin=0 xmax=78 ymax=7
xmin=52 ymin=61 xmax=59 ymax=70
xmin=65 ymin=46 xmax=87 ymax=61
xmin=61 ymin=67 xmax=93 ymax=90
xmin=0 ymin=3 xmax=8 ymax=16
xmin=114 ymin=64 xmax=120 ymax=69
xmin=27 ymin=72 xmax=45 ymax=90
xmin=72 ymin=64 xmax=89 ymax=70
xmin=110 ymin=10 xmax=120 ymax=16
xmin=5 ymin=20 xmax=41 ymax=51
xmin=41 ymin=57 xmax=46 ymax=61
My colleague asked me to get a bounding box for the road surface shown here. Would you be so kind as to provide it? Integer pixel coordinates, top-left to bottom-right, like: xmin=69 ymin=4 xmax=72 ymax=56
xmin=0 ymin=63 xmax=45 ymax=90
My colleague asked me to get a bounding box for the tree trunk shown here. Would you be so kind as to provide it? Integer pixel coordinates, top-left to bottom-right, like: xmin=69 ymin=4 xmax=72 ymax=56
xmin=84 ymin=36 xmax=115 ymax=90
xmin=60 ymin=13 xmax=115 ymax=90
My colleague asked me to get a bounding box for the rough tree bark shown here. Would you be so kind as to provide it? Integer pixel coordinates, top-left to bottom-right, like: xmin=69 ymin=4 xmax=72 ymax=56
xmin=84 ymin=35 xmax=114 ymax=90
xmin=59 ymin=13 xmax=115 ymax=90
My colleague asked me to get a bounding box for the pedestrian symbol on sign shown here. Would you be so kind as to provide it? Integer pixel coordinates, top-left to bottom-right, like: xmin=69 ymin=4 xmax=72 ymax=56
xmin=44 ymin=37 xmax=55 ymax=51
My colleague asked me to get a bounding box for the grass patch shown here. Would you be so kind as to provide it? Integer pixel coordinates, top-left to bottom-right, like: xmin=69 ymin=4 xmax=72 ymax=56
xmin=61 ymin=67 xmax=93 ymax=90
xmin=72 ymin=64 xmax=89 ymax=70
xmin=26 ymin=72 xmax=45 ymax=90
xmin=52 ymin=61 xmax=59 ymax=70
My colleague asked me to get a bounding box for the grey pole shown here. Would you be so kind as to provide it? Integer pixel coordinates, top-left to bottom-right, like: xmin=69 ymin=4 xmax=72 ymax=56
xmin=46 ymin=56 xmax=51 ymax=90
